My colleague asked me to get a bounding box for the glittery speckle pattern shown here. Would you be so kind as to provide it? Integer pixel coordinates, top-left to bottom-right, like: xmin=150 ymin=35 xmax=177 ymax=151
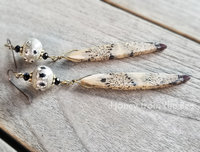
xmin=32 ymin=65 xmax=54 ymax=91
xmin=80 ymin=73 xmax=186 ymax=90
xmin=22 ymin=38 xmax=43 ymax=63
xmin=66 ymin=42 xmax=158 ymax=62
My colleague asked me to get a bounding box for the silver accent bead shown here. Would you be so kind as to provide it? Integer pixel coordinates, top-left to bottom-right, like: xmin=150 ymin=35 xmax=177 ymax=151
xmin=22 ymin=38 xmax=42 ymax=63
xmin=32 ymin=65 xmax=54 ymax=91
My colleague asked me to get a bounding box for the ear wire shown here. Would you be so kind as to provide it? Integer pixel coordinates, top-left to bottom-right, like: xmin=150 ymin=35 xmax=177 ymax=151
xmin=5 ymin=39 xmax=15 ymax=50
xmin=5 ymin=39 xmax=18 ymax=70
xmin=7 ymin=69 xmax=32 ymax=104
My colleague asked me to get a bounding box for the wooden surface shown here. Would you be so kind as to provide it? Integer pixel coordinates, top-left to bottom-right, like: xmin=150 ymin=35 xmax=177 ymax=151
xmin=0 ymin=139 xmax=16 ymax=152
xmin=0 ymin=0 xmax=200 ymax=151
xmin=104 ymin=0 xmax=200 ymax=43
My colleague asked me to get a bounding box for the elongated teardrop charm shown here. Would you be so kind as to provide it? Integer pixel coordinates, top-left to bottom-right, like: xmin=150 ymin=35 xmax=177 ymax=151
xmin=65 ymin=42 xmax=167 ymax=62
xmin=80 ymin=73 xmax=190 ymax=90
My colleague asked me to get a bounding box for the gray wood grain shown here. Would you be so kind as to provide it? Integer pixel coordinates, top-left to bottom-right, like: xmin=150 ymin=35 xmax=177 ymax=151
xmin=0 ymin=0 xmax=200 ymax=151
xmin=0 ymin=139 xmax=16 ymax=152
xmin=104 ymin=0 xmax=200 ymax=42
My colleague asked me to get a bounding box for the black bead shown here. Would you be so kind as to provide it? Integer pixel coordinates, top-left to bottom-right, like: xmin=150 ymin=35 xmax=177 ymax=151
xmin=55 ymin=78 xmax=60 ymax=85
xmin=14 ymin=45 xmax=21 ymax=53
xmin=33 ymin=50 xmax=37 ymax=54
xmin=23 ymin=73 xmax=30 ymax=81
xmin=42 ymin=53 xmax=49 ymax=60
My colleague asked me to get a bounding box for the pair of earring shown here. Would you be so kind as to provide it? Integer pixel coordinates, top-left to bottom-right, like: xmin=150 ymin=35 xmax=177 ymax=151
xmin=5 ymin=38 xmax=190 ymax=99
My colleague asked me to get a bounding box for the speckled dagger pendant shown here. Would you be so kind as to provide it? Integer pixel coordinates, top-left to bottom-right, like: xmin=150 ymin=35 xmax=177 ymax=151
xmin=11 ymin=65 xmax=190 ymax=91
xmin=80 ymin=73 xmax=190 ymax=90
xmin=5 ymin=38 xmax=167 ymax=63
xmin=65 ymin=42 xmax=167 ymax=62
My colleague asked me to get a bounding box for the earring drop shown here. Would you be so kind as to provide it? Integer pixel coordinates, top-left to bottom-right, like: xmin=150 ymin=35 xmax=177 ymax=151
xmin=8 ymin=65 xmax=190 ymax=92
xmin=5 ymin=38 xmax=44 ymax=63
xmin=5 ymin=38 xmax=167 ymax=63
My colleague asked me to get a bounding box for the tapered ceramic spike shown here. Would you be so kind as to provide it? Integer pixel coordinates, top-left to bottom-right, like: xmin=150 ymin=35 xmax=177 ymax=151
xmin=80 ymin=73 xmax=190 ymax=90
xmin=65 ymin=42 xmax=167 ymax=62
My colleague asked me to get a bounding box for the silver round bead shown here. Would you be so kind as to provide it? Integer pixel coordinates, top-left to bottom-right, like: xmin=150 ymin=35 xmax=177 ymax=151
xmin=32 ymin=65 xmax=54 ymax=91
xmin=22 ymin=38 xmax=43 ymax=63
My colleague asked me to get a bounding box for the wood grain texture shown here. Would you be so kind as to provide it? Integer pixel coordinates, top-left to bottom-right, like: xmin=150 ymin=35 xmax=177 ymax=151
xmin=0 ymin=139 xmax=16 ymax=152
xmin=0 ymin=0 xmax=200 ymax=151
xmin=103 ymin=0 xmax=200 ymax=43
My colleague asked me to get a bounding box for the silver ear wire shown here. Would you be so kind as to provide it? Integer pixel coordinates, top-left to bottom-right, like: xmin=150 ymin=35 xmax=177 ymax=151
xmin=5 ymin=39 xmax=14 ymax=50
xmin=5 ymin=39 xmax=18 ymax=70
xmin=7 ymin=69 xmax=32 ymax=104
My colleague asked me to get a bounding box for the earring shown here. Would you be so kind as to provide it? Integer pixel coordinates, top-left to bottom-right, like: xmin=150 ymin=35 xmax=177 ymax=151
xmin=5 ymin=38 xmax=167 ymax=63
xmin=8 ymin=65 xmax=190 ymax=102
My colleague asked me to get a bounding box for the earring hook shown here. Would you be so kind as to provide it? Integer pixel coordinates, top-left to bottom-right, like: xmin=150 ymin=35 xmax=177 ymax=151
xmin=7 ymin=69 xmax=32 ymax=104
xmin=5 ymin=39 xmax=18 ymax=70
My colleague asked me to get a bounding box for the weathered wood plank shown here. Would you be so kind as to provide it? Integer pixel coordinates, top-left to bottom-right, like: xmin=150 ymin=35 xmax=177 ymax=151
xmin=0 ymin=0 xmax=200 ymax=151
xmin=0 ymin=139 xmax=16 ymax=152
xmin=103 ymin=0 xmax=200 ymax=43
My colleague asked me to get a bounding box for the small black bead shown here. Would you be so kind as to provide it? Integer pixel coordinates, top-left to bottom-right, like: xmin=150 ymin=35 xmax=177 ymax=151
xmin=23 ymin=73 xmax=30 ymax=81
xmin=14 ymin=45 xmax=21 ymax=53
xmin=42 ymin=53 xmax=49 ymax=60
xmin=55 ymin=78 xmax=60 ymax=85
xmin=33 ymin=50 xmax=37 ymax=54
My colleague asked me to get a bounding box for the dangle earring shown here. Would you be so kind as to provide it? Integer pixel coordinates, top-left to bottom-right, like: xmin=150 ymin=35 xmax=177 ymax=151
xmin=6 ymin=38 xmax=190 ymax=104
xmin=8 ymin=65 xmax=190 ymax=102
xmin=5 ymin=38 xmax=167 ymax=63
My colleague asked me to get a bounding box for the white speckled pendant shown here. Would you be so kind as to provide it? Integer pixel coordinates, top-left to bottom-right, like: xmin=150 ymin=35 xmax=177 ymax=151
xmin=80 ymin=73 xmax=189 ymax=90
xmin=65 ymin=42 xmax=166 ymax=62
xmin=32 ymin=65 xmax=54 ymax=91
xmin=22 ymin=38 xmax=43 ymax=63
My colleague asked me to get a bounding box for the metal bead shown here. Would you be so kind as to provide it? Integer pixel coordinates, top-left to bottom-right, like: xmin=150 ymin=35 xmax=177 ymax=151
xmin=22 ymin=38 xmax=43 ymax=63
xmin=32 ymin=65 xmax=54 ymax=91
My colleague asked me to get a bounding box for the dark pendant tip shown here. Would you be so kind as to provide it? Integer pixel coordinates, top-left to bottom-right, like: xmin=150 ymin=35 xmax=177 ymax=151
xmin=182 ymin=75 xmax=191 ymax=82
xmin=155 ymin=43 xmax=167 ymax=51
xmin=179 ymin=75 xmax=191 ymax=82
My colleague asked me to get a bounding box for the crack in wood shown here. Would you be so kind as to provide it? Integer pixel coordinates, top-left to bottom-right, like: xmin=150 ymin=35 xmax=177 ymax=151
xmin=102 ymin=0 xmax=200 ymax=44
